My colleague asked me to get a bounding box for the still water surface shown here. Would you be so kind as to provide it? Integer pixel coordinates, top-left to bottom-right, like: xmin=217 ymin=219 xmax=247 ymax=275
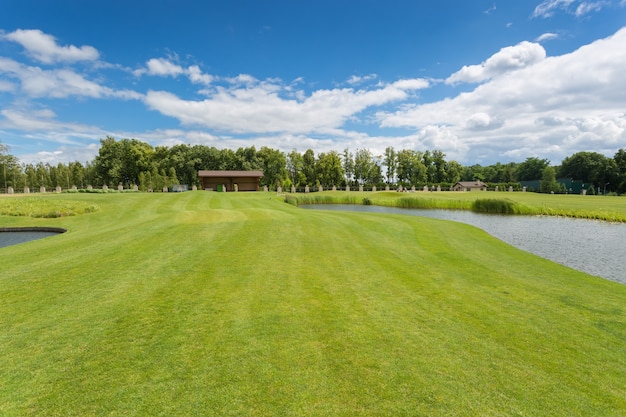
xmin=0 ymin=230 xmax=63 ymax=249
xmin=302 ymin=205 xmax=626 ymax=285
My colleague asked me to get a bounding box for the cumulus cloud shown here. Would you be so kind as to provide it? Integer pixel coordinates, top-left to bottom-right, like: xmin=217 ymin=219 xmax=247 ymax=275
xmin=187 ymin=65 xmax=214 ymax=85
xmin=146 ymin=58 xmax=185 ymax=76
xmin=3 ymin=24 xmax=626 ymax=167
xmin=3 ymin=29 xmax=99 ymax=64
xmin=134 ymin=58 xmax=215 ymax=86
xmin=465 ymin=113 xmax=504 ymax=131
xmin=143 ymin=78 xmax=424 ymax=134
xmin=446 ymin=41 xmax=546 ymax=84
xmin=379 ymin=27 xmax=626 ymax=163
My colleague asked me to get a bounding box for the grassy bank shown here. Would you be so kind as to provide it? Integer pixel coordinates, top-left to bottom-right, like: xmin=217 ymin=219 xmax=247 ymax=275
xmin=1 ymin=192 xmax=625 ymax=416
xmin=286 ymin=190 xmax=626 ymax=222
xmin=0 ymin=195 xmax=99 ymax=218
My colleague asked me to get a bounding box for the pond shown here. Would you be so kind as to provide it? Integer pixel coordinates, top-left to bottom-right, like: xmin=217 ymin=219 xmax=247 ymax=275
xmin=301 ymin=205 xmax=626 ymax=285
xmin=0 ymin=228 xmax=66 ymax=249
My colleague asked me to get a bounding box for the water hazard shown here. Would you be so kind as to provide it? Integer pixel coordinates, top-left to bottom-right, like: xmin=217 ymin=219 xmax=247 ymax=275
xmin=0 ymin=228 xmax=66 ymax=249
xmin=301 ymin=205 xmax=626 ymax=285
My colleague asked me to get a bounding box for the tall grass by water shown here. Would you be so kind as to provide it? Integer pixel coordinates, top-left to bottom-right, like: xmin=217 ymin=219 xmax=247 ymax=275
xmin=284 ymin=193 xmax=360 ymax=206
xmin=1 ymin=191 xmax=625 ymax=416
xmin=286 ymin=191 xmax=626 ymax=222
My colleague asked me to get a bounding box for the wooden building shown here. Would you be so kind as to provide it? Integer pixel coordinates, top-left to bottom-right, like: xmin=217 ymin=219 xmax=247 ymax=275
xmin=452 ymin=181 xmax=488 ymax=191
xmin=198 ymin=170 xmax=263 ymax=192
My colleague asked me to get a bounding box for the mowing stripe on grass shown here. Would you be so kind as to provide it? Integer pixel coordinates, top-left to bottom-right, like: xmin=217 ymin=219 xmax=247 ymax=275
xmin=0 ymin=192 xmax=624 ymax=416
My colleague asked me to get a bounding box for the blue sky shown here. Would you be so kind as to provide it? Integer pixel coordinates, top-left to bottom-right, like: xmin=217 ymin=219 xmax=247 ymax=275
xmin=1 ymin=0 xmax=625 ymax=166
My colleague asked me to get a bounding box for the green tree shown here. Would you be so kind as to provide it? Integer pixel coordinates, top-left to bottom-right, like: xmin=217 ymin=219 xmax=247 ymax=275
xmin=138 ymin=171 xmax=148 ymax=192
xmin=36 ymin=163 xmax=50 ymax=189
xmin=427 ymin=150 xmax=447 ymax=183
xmin=257 ymin=146 xmax=286 ymax=190
xmin=168 ymin=167 xmax=179 ymax=186
xmin=24 ymin=164 xmax=37 ymax=188
xmin=396 ymin=149 xmax=426 ymax=185
xmin=234 ymin=146 xmax=261 ymax=171
xmin=302 ymin=149 xmax=316 ymax=186
xmin=93 ymin=137 xmax=155 ymax=186
xmin=69 ymin=161 xmax=85 ymax=188
xmin=558 ymin=151 xmax=614 ymax=189
xmin=286 ymin=149 xmax=305 ymax=187
xmin=367 ymin=162 xmax=383 ymax=186
xmin=540 ymin=166 xmax=560 ymax=193
xmin=383 ymin=146 xmax=397 ymax=184
xmin=445 ymin=160 xmax=462 ymax=184
xmin=354 ymin=148 xmax=376 ymax=185
xmin=516 ymin=157 xmax=550 ymax=181
xmin=316 ymin=151 xmax=344 ymax=187
xmin=342 ymin=148 xmax=354 ymax=185
xmin=0 ymin=142 xmax=19 ymax=191
xmin=219 ymin=148 xmax=237 ymax=170
xmin=613 ymin=148 xmax=626 ymax=194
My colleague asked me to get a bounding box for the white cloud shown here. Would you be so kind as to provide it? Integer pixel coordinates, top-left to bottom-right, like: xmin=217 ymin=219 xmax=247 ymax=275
xmin=532 ymin=0 xmax=617 ymax=18
xmin=536 ymin=32 xmax=559 ymax=42
xmin=135 ymin=58 xmax=215 ymax=86
xmin=391 ymin=78 xmax=430 ymax=90
xmin=18 ymin=143 xmax=101 ymax=165
xmin=0 ymin=79 xmax=16 ymax=92
xmin=0 ymin=58 xmax=106 ymax=98
xmin=146 ymin=58 xmax=185 ymax=76
xmin=484 ymin=3 xmax=497 ymax=14
xmin=0 ymin=57 xmax=142 ymax=99
xmin=187 ymin=65 xmax=214 ymax=85
xmin=346 ymin=74 xmax=377 ymax=85
xmin=532 ymin=0 xmax=578 ymax=18
xmin=378 ymin=27 xmax=626 ymax=163
xmin=575 ymin=1 xmax=608 ymax=16
xmin=465 ymin=113 xmax=504 ymax=131
xmin=0 ymin=107 xmax=98 ymax=134
xmin=142 ymin=76 xmax=425 ymax=135
xmin=3 ymin=29 xmax=99 ymax=64
xmin=225 ymin=73 xmax=258 ymax=85
xmin=446 ymin=41 xmax=546 ymax=84
xmin=1 ymin=108 xmax=60 ymax=131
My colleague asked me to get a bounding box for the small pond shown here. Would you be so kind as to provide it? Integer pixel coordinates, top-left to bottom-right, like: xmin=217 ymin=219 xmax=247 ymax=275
xmin=301 ymin=205 xmax=626 ymax=285
xmin=0 ymin=227 xmax=66 ymax=249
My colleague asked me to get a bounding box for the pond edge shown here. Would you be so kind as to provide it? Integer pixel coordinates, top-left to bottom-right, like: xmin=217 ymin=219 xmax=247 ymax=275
xmin=0 ymin=227 xmax=67 ymax=233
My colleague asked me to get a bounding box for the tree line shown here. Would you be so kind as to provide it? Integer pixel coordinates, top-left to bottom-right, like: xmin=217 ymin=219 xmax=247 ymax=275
xmin=1 ymin=137 xmax=626 ymax=194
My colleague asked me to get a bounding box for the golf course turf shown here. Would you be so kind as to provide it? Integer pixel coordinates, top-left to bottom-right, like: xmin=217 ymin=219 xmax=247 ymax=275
xmin=1 ymin=191 xmax=625 ymax=416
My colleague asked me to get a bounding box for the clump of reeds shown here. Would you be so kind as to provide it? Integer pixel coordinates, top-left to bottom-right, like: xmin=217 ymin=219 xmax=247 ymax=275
xmin=393 ymin=197 xmax=470 ymax=210
xmin=471 ymin=199 xmax=519 ymax=214
xmin=284 ymin=194 xmax=359 ymax=206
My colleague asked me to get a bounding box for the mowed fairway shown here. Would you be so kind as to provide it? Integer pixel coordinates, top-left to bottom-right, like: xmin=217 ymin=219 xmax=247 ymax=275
xmin=1 ymin=192 xmax=625 ymax=416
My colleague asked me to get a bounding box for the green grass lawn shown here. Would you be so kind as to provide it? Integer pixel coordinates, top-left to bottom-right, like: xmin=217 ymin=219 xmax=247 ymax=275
xmin=1 ymin=191 xmax=625 ymax=416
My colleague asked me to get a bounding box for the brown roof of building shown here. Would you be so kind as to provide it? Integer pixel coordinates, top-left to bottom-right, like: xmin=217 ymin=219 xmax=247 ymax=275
xmin=198 ymin=170 xmax=264 ymax=178
xmin=455 ymin=181 xmax=486 ymax=187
